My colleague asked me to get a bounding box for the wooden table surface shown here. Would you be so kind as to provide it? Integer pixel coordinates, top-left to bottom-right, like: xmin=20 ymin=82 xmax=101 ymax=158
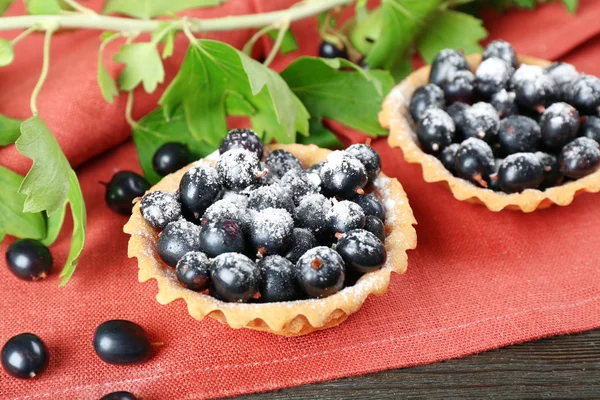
xmin=232 ymin=329 xmax=600 ymax=399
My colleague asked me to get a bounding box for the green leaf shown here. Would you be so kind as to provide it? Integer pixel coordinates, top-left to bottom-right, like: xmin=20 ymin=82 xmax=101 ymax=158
xmin=267 ymin=28 xmax=298 ymax=54
xmin=281 ymin=57 xmax=394 ymax=139
xmin=513 ymin=0 xmax=535 ymax=8
xmin=133 ymin=107 xmax=217 ymax=184
xmin=417 ymin=10 xmax=487 ymax=64
xmin=0 ymin=38 xmax=14 ymax=67
xmin=103 ymin=0 xmax=223 ymax=19
xmin=114 ymin=43 xmax=165 ymax=93
xmin=0 ymin=0 xmax=14 ymax=15
xmin=298 ymin=126 xmax=343 ymax=149
xmin=16 ymin=116 xmax=71 ymax=215
xmin=59 ymin=169 xmax=86 ymax=286
xmin=24 ymin=0 xmax=61 ymax=14
xmin=562 ymin=0 xmax=578 ymax=13
xmin=364 ymin=0 xmax=442 ymax=81
xmin=355 ymin=0 xmax=369 ymax=23
xmin=0 ymin=114 xmax=23 ymax=146
xmin=0 ymin=166 xmax=46 ymax=244
xmin=162 ymin=30 xmax=176 ymax=59
xmin=41 ymin=203 xmax=66 ymax=246
xmin=98 ymin=59 xmax=118 ymax=103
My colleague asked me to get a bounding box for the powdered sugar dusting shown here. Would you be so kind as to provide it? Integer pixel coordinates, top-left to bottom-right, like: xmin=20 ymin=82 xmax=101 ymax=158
xmin=140 ymin=191 xmax=181 ymax=229
xmin=420 ymin=108 xmax=455 ymax=131
xmin=250 ymin=207 xmax=294 ymax=243
xmin=476 ymin=57 xmax=512 ymax=86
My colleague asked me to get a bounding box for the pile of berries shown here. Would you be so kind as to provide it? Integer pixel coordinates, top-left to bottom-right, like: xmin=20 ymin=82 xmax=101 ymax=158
xmin=409 ymin=40 xmax=600 ymax=193
xmin=139 ymin=129 xmax=388 ymax=303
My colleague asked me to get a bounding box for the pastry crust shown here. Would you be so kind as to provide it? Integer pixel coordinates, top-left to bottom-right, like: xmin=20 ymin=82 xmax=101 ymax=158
xmin=380 ymin=54 xmax=600 ymax=212
xmin=124 ymin=144 xmax=417 ymax=336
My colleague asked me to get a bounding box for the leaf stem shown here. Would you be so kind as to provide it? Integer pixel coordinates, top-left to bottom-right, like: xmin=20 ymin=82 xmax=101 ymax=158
xmin=62 ymin=0 xmax=97 ymax=15
xmin=11 ymin=25 xmax=38 ymax=45
xmin=30 ymin=28 xmax=55 ymax=116
xmin=263 ymin=19 xmax=290 ymax=67
xmin=242 ymin=24 xmax=274 ymax=55
xmin=125 ymin=90 xmax=138 ymax=128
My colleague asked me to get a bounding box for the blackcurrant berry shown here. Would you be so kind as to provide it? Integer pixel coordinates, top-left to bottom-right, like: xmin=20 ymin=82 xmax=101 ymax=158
xmin=491 ymin=89 xmax=519 ymax=118
xmin=336 ymin=229 xmax=386 ymax=273
xmin=176 ymin=251 xmax=211 ymax=291
xmin=539 ymin=102 xmax=580 ymax=150
xmin=560 ymin=137 xmax=600 ymax=178
xmin=438 ymin=143 xmax=460 ymax=174
xmin=103 ymin=171 xmax=150 ymax=215
xmin=200 ymin=219 xmax=245 ymax=258
xmin=216 ymin=149 xmax=262 ymax=191
xmin=219 ymin=128 xmax=263 ymax=160
xmin=509 ymin=65 xmax=554 ymax=111
xmin=327 ymin=200 xmax=366 ymax=235
xmin=498 ymin=115 xmax=541 ymax=155
xmin=460 ymin=102 xmax=499 ymax=144
xmin=5 ymin=239 xmax=52 ymax=281
xmin=157 ymin=219 xmax=201 ymax=268
xmin=546 ymin=62 xmax=578 ymax=101
xmin=455 ymin=138 xmax=495 ymax=187
xmin=408 ymin=84 xmax=445 ymax=122
xmin=249 ymin=208 xmax=294 ymax=255
xmin=247 ymin=183 xmax=294 ymax=214
xmin=581 ymin=116 xmax=600 ymax=144
xmin=258 ymin=255 xmax=302 ymax=302
xmin=482 ymin=40 xmax=517 ymax=68
xmin=307 ymin=161 xmax=325 ymax=176
xmin=203 ymin=199 xmax=249 ymax=231
xmin=179 ymin=165 xmax=222 ymax=218
xmin=294 ymin=193 xmax=332 ymax=237
xmin=351 ymin=193 xmax=385 ymax=221
xmin=319 ymin=41 xmax=348 ymax=59
xmin=1 ymin=333 xmax=48 ymax=379
xmin=265 ymin=149 xmax=304 ymax=179
xmin=416 ymin=108 xmax=455 ymax=154
xmin=566 ymin=74 xmax=600 ymax=115
xmin=363 ymin=215 xmax=385 ymax=242
xmin=346 ymin=144 xmax=382 ymax=184
xmin=319 ymin=151 xmax=368 ymax=198
xmin=100 ymin=392 xmax=139 ymax=400
xmin=152 ymin=142 xmax=191 ymax=177
xmin=220 ymin=191 xmax=249 ymax=208
xmin=296 ymin=247 xmax=345 ymax=298
xmin=285 ymin=228 xmax=317 ymax=265
xmin=475 ymin=57 xmax=513 ymax=98
xmin=429 ymin=49 xmax=469 ymax=88
xmin=211 ymin=253 xmax=260 ymax=303
xmin=93 ymin=320 xmax=151 ymax=365
xmin=446 ymin=102 xmax=469 ymax=137
xmin=140 ymin=190 xmax=181 ymax=230
xmin=280 ymin=170 xmax=320 ymax=205
xmin=443 ymin=70 xmax=475 ymax=104
xmin=498 ymin=153 xmax=544 ymax=193
xmin=535 ymin=152 xmax=563 ymax=189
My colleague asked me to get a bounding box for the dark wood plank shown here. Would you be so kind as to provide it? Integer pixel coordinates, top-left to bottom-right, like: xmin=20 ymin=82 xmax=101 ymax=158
xmin=232 ymin=329 xmax=600 ymax=399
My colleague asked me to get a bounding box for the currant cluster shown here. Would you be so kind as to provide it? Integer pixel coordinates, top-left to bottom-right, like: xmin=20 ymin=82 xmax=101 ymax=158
xmin=139 ymin=129 xmax=388 ymax=303
xmin=409 ymin=41 xmax=600 ymax=193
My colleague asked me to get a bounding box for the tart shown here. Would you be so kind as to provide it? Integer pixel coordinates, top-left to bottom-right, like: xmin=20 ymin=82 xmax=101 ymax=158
xmin=380 ymin=51 xmax=600 ymax=212
xmin=124 ymin=142 xmax=417 ymax=336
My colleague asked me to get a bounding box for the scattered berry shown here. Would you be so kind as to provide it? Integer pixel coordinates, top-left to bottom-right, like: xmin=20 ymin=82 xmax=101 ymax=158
xmin=265 ymin=149 xmax=303 ymax=179
xmin=475 ymin=57 xmax=513 ymax=98
xmin=497 ymin=153 xmax=544 ymax=193
xmin=429 ymin=49 xmax=469 ymax=88
xmin=509 ymin=65 xmax=554 ymax=111
xmin=1 ymin=333 xmax=48 ymax=379
xmin=157 ymin=219 xmax=201 ymax=268
xmin=211 ymin=253 xmax=260 ymax=302
xmin=539 ymin=102 xmax=580 ymax=150
xmin=351 ymin=193 xmax=385 ymax=221
xmin=567 ymin=74 xmax=600 ymax=115
xmin=176 ymin=251 xmax=211 ymax=291
xmin=483 ymin=40 xmax=517 ymax=68
xmin=284 ymin=228 xmax=318 ymax=265
xmin=408 ymin=84 xmax=445 ymax=122
xmin=535 ymin=152 xmax=563 ymax=189
xmin=249 ymin=208 xmax=294 ymax=255
xmin=247 ymin=183 xmax=294 ymax=214
xmin=443 ymin=70 xmax=475 ymax=104
xmin=216 ymin=149 xmax=262 ymax=191
xmin=438 ymin=143 xmax=460 ymax=174
xmin=200 ymin=219 xmax=245 ymax=258
xmin=327 ymin=200 xmax=366 ymax=235
xmin=491 ymin=89 xmax=519 ymax=118
xmin=363 ymin=215 xmax=385 ymax=242
xmin=320 ymin=151 xmax=368 ymax=198
xmin=460 ymin=102 xmax=499 ymax=144
xmin=140 ymin=190 xmax=181 ymax=230
xmin=152 ymin=142 xmax=190 ymax=177
xmin=219 ymin=129 xmax=263 ymax=159
xmin=346 ymin=144 xmax=382 ymax=184
xmin=280 ymin=170 xmax=320 ymax=205
xmin=100 ymin=392 xmax=139 ymax=400
xmin=560 ymin=137 xmax=600 ymax=178
xmin=294 ymin=193 xmax=332 ymax=237
xmin=103 ymin=171 xmax=150 ymax=215
xmin=416 ymin=108 xmax=455 ymax=153
xmin=581 ymin=116 xmax=600 ymax=144
xmin=93 ymin=320 xmax=151 ymax=365
xmin=258 ymin=255 xmax=301 ymax=302
xmin=455 ymin=138 xmax=495 ymax=187
xmin=296 ymin=247 xmax=345 ymax=298
xmin=336 ymin=229 xmax=386 ymax=273
xmin=498 ymin=115 xmax=541 ymax=155
xmin=5 ymin=239 xmax=52 ymax=281
xmin=319 ymin=41 xmax=348 ymax=59
xmin=179 ymin=165 xmax=221 ymax=218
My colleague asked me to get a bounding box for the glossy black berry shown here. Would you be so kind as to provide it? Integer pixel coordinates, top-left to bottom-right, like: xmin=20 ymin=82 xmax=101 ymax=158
xmin=179 ymin=165 xmax=222 ymax=218
xmin=459 ymin=102 xmax=499 ymax=144
xmin=408 ymin=84 xmax=445 ymax=122
xmin=247 ymin=183 xmax=294 ymax=214
xmin=336 ymin=229 xmax=386 ymax=273
xmin=200 ymin=219 xmax=245 ymax=258
xmin=219 ymin=128 xmax=263 ymax=159
xmin=455 ymin=138 xmax=495 ymax=187
xmin=327 ymin=200 xmax=365 ymax=235
xmin=581 ymin=116 xmax=600 ymax=144
xmin=280 ymin=170 xmax=320 ymax=205
xmin=152 ymin=142 xmax=191 ymax=177
xmin=1 ymin=333 xmax=48 ymax=379
xmin=104 ymin=171 xmax=150 ymax=215
xmin=157 ymin=219 xmax=201 ymax=268
xmin=429 ymin=49 xmax=469 ymax=88
xmin=285 ymin=228 xmax=317 ymax=265
xmin=319 ymin=41 xmax=348 ymax=59
xmin=319 ymin=151 xmax=368 ymax=198
xmin=216 ymin=149 xmax=262 ymax=191
xmin=265 ymin=149 xmax=304 ymax=179
xmin=100 ymin=392 xmax=139 ymax=400
xmin=482 ymin=40 xmax=517 ymax=68
xmin=535 ymin=152 xmax=563 ymax=189
xmin=560 ymin=137 xmax=600 ymax=179
xmin=211 ymin=253 xmax=260 ymax=302
xmin=351 ymin=193 xmax=385 ymax=221
xmin=5 ymin=239 xmax=52 ymax=281
xmin=176 ymin=251 xmax=211 ymax=291
xmin=438 ymin=143 xmax=460 ymax=174
xmin=539 ymin=102 xmax=580 ymax=150
xmin=258 ymin=255 xmax=301 ymax=302
xmin=475 ymin=57 xmax=513 ymax=98
xmin=416 ymin=108 xmax=455 ymax=153
xmin=498 ymin=115 xmax=541 ymax=155
xmin=510 ymin=65 xmax=554 ymax=111
xmin=203 ymin=199 xmax=249 ymax=231
xmin=491 ymin=89 xmax=519 ymax=118
xmin=346 ymin=144 xmax=382 ymax=184
xmin=249 ymin=208 xmax=294 ymax=255
xmin=93 ymin=320 xmax=151 ymax=365
xmin=498 ymin=153 xmax=544 ymax=193
xmin=363 ymin=215 xmax=385 ymax=242
xmin=296 ymin=247 xmax=345 ymax=298
xmin=566 ymin=74 xmax=600 ymax=115
xmin=294 ymin=193 xmax=332 ymax=237
xmin=140 ymin=190 xmax=181 ymax=230
xmin=443 ymin=70 xmax=475 ymax=104
xmin=446 ymin=102 xmax=469 ymax=136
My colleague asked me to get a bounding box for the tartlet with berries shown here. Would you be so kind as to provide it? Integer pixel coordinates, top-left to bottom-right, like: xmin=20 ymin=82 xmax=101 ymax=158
xmin=380 ymin=40 xmax=600 ymax=212
xmin=124 ymin=130 xmax=417 ymax=336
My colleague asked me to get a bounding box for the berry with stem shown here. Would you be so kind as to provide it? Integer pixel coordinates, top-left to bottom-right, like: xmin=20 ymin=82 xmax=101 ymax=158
xmin=1 ymin=333 xmax=49 ymax=379
xmin=211 ymin=253 xmax=261 ymax=303
xmin=93 ymin=320 xmax=152 ymax=365
xmin=497 ymin=153 xmax=544 ymax=193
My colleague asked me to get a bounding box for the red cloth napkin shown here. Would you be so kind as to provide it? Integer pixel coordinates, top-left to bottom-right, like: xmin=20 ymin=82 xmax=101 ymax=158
xmin=2 ymin=1 xmax=600 ymax=399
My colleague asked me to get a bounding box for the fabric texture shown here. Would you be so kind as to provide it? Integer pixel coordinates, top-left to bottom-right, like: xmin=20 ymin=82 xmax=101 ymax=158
xmin=2 ymin=1 xmax=600 ymax=399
